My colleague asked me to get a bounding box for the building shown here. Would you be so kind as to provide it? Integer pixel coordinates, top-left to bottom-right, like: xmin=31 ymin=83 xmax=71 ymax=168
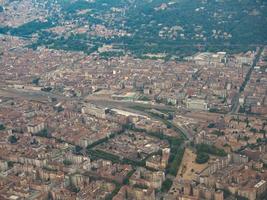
xmin=82 ymin=103 xmax=109 ymax=119
xmin=27 ymin=122 xmax=45 ymax=134
xmin=186 ymin=98 xmax=208 ymax=110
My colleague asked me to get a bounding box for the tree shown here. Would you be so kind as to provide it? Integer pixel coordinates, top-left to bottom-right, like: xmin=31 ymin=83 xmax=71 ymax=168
xmin=211 ymin=130 xmax=224 ymax=136
xmin=161 ymin=178 xmax=173 ymax=192
xmin=36 ymin=129 xmax=51 ymax=138
xmin=168 ymin=114 xmax=173 ymax=120
xmin=69 ymin=179 xmax=80 ymax=193
xmin=63 ymin=159 xmax=73 ymax=166
xmin=32 ymin=77 xmax=40 ymax=85
xmin=73 ymin=145 xmax=83 ymax=155
xmin=250 ymin=128 xmax=257 ymax=133
xmin=168 ymin=147 xmax=185 ymax=176
xmin=7 ymin=161 xmax=14 ymax=168
xmin=196 ymin=143 xmax=227 ymax=157
xmin=196 ymin=152 xmax=209 ymax=164
xmin=208 ymin=123 xmax=215 ymax=128
xmin=0 ymin=124 xmax=5 ymax=130
xmin=8 ymin=135 xmax=18 ymax=144
xmin=41 ymin=87 xmax=52 ymax=92
xmin=47 ymin=191 xmax=53 ymax=200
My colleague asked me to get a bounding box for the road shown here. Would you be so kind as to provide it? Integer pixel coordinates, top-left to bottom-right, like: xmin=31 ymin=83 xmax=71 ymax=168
xmin=230 ymin=47 xmax=264 ymax=114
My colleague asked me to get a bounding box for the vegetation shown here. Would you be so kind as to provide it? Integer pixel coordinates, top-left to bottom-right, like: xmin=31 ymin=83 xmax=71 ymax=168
xmin=161 ymin=178 xmax=173 ymax=193
xmin=239 ymin=106 xmax=246 ymax=113
xmin=211 ymin=130 xmax=225 ymax=137
xmin=236 ymin=196 xmax=249 ymax=200
xmin=54 ymin=105 xmax=64 ymax=112
xmin=196 ymin=152 xmax=210 ymax=164
xmin=129 ymin=105 xmax=174 ymax=114
xmin=0 ymin=124 xmax=5 ymax=130
xmin=131 ymin=125 xmax=185 ymax=176
xmin=105 ymin=183 xmax=122 ymax=200
xmin=138 ymin=95 xmax=151 ymax=101
xmin=73 ymin=145 xmax=83 ymax=155
xmin=0 ymin=19 xmax=54 ymax=37
xmin=250 ymin=127 xmax=257 ymax=133
xmin=7 ymin=161 xmax=14 ymax=168
xmin=140 ymin=110 xmax=187 ymax=139
xmin=194 ymin=143 xmax=228 ymax=164
xmin=240 ymin=47 xmax=263 ymax=92
xmin=221 ymin=189 xmax=231 ymax=199
xmin=122 ymin=157 xmax=146 ymax=167
xmin=41 ymin=86 xmax=53 ymax=92
xmin=63 ymin=159 xmax=73 ymax=166
xmin=87 ymin=122 xmax=184 ymax=176
xmin=123 ymin=169 xmax=136 ymax=185
xmin=32 ymin=77 xmax=40 ymax=85
xmin=43 ymin=165 xmax=57 ymax=172
xmin=167 ymin=147 xmax=185 ymax=176
xmin=207 ymin=123 xmax=215 ymax=128
xmin=258 ymin=191 xmax=267 ymax=200
xmin=1 ymin=0 xmax=264 ymax=58
xmin=69 ymin=180 xmax=80 ymax=193
xmin=8 ymin=135 xmax=18 ymax=144
xmin=209 ymin=108 xmax=227 ymax=114
xmin=196 ymin=143 xmax=227 ymax=157
xmin=100 ymin=51 xmax=124 ymax=59
xmin=133 ymin=183 xmax=149 ymax=189
xmin=87 ymin=149 xmax=121 ymax=163
xmin=259 ymin=138 xmax=267 ymax=143
xmin=86 ymin=129 xmax=124 ymax=149
xmin=87 ymin=137 xmax=109 ymax=149
xmin=126 ymin=106 xmax=186 ymax=176
xmin=35 ymin=129 xmax=51 ymax=138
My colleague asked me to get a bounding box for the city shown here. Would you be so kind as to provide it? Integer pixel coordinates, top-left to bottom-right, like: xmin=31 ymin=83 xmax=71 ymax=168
xmin=0 ymin=0 xmax=267 ymax=200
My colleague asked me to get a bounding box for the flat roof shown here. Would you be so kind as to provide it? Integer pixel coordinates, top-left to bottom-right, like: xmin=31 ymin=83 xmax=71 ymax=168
xmin=254 ymin=180 xmax=266 ymax=188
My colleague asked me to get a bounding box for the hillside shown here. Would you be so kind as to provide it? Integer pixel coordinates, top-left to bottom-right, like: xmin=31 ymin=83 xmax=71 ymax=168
xmin=0 ymin=0 xmax=266 ymax=58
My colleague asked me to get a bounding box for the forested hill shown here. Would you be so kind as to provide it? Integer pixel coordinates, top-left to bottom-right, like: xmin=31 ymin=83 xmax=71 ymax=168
xmin=0 ymin=0 xmax=266 ymax=58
